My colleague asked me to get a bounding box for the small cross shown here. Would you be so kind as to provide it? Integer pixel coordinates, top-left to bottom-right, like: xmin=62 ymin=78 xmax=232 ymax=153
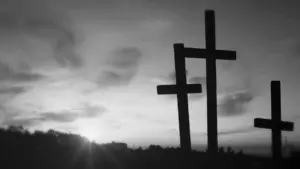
xmin=157 ymin=44 xmax=202 ymax=152
xmin=179 ymin=10 xmax=236 ymax=154
xmin=254 ymin=81 xmax=294 ymax=160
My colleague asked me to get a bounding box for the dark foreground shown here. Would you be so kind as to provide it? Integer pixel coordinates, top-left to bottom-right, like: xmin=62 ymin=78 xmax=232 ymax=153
xmin=1 ymin=126 xmax=299 ymax=169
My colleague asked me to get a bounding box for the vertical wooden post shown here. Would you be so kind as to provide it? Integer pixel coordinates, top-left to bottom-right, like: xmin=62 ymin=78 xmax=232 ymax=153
xmin=205 ymin=10 xmax=218 ymax=154
xmin=174 ymin=44 xmax=192 ymax=151
xmin=271 ymin=81 xmax=282 ymax=160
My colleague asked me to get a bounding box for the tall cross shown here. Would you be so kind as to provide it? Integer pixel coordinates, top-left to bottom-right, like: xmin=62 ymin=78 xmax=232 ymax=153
xmin=254 ymin=81 xmax=294 ymax=160
xmin=178 ymin=10 xmax=236 ymax=153
xmin=157 ymin=44 xmax=202 ymax=152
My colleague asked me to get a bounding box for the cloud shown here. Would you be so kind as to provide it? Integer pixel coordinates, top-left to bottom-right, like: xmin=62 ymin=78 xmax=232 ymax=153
xmin=76 ymin=103 xmax=107 ymax=118
xmin=52 ymin=27 xmax=84 ymax=68
xmin=1 ymin=103 xmax=107 ymax=127
xmin=97 ymin=70 xmax=128 ymax=86
xmin=166 ymin=70 xmax=189 ymax=84
xmin=1 ymin=112 xmax=78 ymax=128
xmin=217 ymin=126 xmax=257 ymax=136
xmin=2 ymin=118 xmax=39 ymax=128
xmin=97 ymin=47 xmax=143 ymax=87
xmin=0 ymin=107 xmax=38 ymax=127
xmin=167 ymin=71 xmax=176 ymax=84
xmin=188 ymin=76 xmax=206 ymax=84
xmin=0 ymin=0 xmax=83 ymax=69
xmin=218 ymin=91 xmax=254 ymax=117
xmin=39 ymin=112 xmax=79 ymax=123
xmin=0 ymin=86 xmax=26 ymax=95
xmin=108 ymin=47 xmax=142 ymax=69
xmin=194 ymin=126 xmax=257 ymax=137
xmin=39 ymin=103 xmax=107 ymax=123
xmin=0 ymin=61 xmax=44 ymax=82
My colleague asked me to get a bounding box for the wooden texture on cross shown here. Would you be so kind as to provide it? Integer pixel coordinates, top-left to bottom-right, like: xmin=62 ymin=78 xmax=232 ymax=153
xmin=254 ymin=81 xmax=294 ymax=160
xmin=157 ymin=44 xmax=202 ymax=152
xmin=179 ymin=10 xmax=236 ymax=154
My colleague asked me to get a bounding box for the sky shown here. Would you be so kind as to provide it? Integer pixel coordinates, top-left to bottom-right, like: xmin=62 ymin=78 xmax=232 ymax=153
xmin=1 ymin=0 xmax=300 ymax=154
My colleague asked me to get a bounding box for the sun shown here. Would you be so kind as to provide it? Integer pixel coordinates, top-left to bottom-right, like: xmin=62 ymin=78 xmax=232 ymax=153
xmin=80 ymin=128 xmax=99 ymax=142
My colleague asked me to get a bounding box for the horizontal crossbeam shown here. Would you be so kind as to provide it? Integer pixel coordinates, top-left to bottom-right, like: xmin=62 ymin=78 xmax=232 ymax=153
xmin=157 ymin=84 xmax=202 ymax=95
xmin=181 ymin=47 xmax=236 ymax=60
xmin=254 ymin=118 xmax=294 ymax=131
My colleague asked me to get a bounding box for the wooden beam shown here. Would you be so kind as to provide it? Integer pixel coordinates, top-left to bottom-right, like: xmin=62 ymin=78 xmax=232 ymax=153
xmin=182 ymin=47 xmax=236 ymax=60
xmin=157 ymin=84 xmax=202 ymax=95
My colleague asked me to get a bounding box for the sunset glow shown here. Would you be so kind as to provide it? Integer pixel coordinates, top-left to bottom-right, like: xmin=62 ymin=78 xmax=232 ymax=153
xmin=80 ymin=127 xmax=99 ymax=142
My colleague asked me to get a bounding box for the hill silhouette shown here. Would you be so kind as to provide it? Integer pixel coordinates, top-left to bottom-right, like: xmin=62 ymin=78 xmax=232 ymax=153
xmin=0 ymin=125 xmax=299 ymax=169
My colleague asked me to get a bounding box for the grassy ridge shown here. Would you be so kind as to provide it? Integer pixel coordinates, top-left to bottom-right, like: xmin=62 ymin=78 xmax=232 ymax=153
xmin=0 ymin=126 xmax=299 ymax=169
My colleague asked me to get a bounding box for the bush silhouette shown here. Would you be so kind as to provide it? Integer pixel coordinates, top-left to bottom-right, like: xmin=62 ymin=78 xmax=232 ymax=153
xmin=0 ymin=125 xmax=298 ymax=169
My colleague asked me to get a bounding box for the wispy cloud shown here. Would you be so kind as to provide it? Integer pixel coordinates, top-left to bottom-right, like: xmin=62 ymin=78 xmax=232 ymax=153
xmin=97 ymin=46 xmax=143 ymax=87
xmin=108 ymin=47 xmax=142 ymax=69
xmin=2 ymin=118 xmax=39 ymax=128
xmin=166 ymin=70 xmax=190 ymax=84
xmin=0 ymin=61 xmax=45 ymax=82
xmin=217 ymin=126 xmax=257 ymax=136
xmin=1 ymin=103 xmax=107 ymax=127
xmin=0 ymin=87 xmax=26 ymax=95
xmin=97 ymin=70 xmax=130 ymax=87
xmin=39 ymin=103 xmax=107 ymax=123
xmin=0 ymin=0 xmax=83 ymax=69
xmin=74 ymin=103 xmax=107 ymax=118
xmin=188 ymin=76 xmax=206 ymax=84
xmin=218 ymin=90 xmax=254 ymax=117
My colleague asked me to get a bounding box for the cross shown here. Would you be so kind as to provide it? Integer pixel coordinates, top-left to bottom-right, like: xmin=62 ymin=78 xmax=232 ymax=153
xmin=157 ymin=44 xmax=202 ymax=152
xmin=254 ymin=81 xmax=294 ymax=160
xmin=178 ymin=10 xmax=236 ymax=154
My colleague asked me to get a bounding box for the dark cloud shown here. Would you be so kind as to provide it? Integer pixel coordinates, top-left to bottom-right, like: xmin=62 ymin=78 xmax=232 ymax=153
xmin=166 ymin=70 xmax=189 ymax=84
xmin=97 ymin=47 xmax=143 ymax=87
xmin=0 ymin=61 xmax=44 ymax=82
xmin=158 ymin=74 xmax=253 ymax=106
xmin=1 ymin=112 xmax=77 ymax=127
xmin=2 ymin=118 xmax=39 ymax=128
xmin=109 ymin=47 xmax=142 ymax=69
xmin=0 ymin=86 xmax=26 ymax=95
xmin=39 ymin=112 xmax=79 ymax=123
xmin=188 ymin=76 xmax=206 ymax=84
xmin=39 ymin=103 xmax=107 ymax=123
xmin=0 ymin=0 xmax=83 ymax=69
xmin=218 ymin=91 xmax=254 ymax=117
xmin=0 ymin=107 xmax=38 ymax=128
xmin=52 ymin=26 xmax=84 ymax=68
xmin=218 ymin=126 xmax=257 ymax=136
xmin=1 ymin=103 xmax=107 ymax=127
xmin=97 ymin=70 xmax=127 ymax=86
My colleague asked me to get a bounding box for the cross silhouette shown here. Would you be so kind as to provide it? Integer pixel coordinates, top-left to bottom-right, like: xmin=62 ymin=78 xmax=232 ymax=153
xmin=157 ymin=44 xmax=202 ymax=152
xmin=254 ymin=81 xmax=294 ymax=160
xmin=179 ymin=10 xmax=236 ymax=153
